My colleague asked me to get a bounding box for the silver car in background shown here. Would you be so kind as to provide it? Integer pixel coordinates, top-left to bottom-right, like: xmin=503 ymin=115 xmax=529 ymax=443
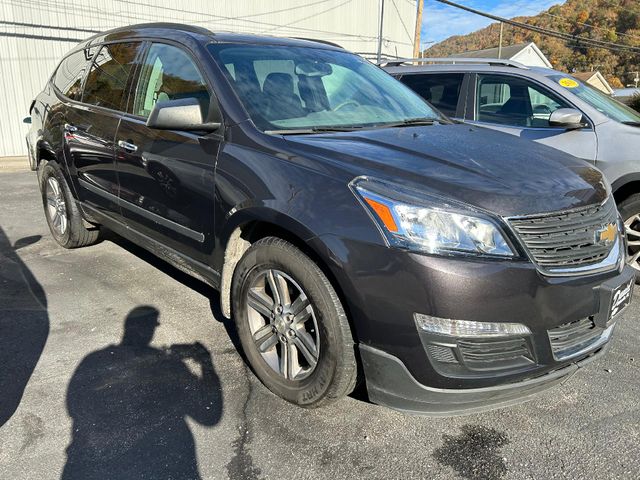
xmin=384 ymin=58 xmax=640 ymax=278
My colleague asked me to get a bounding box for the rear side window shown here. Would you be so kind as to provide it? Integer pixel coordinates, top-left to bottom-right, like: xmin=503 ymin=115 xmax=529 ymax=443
xmin=400 ymin=73 xmax=464 ymax=117
xmin=53 ymin=49 xmax=93 ymax=100
xmin=83 ymin=42 xmax=144 ymax=111
xmin=131 ymin=43 xmax=210 ymax=118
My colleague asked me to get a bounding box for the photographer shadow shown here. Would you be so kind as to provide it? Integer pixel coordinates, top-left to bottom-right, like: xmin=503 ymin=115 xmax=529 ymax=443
xmin=62 ymin=306 xmax=222 ymax=480
xmin=0 ymin=229 xmax=48 ymax=427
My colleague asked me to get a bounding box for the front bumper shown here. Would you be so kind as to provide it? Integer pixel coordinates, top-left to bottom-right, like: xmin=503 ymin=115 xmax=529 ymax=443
xmin=316 ymin=234 xmax=633 ymax=411
xmin=360 ymin=341 xmax=610 ymax=416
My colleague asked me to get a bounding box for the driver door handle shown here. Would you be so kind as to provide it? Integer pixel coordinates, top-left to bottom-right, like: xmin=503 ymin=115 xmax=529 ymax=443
xmin=117 ymin=140 xmax=138 ymax=152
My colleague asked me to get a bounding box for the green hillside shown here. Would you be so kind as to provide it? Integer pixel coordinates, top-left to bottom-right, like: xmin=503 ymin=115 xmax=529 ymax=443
xmin=425 ymin=0 xmax=640 ymax=87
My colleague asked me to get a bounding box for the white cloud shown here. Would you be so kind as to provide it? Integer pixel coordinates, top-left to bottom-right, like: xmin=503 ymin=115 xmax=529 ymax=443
xmin=422 ymin=0 xmax=565 ymax=45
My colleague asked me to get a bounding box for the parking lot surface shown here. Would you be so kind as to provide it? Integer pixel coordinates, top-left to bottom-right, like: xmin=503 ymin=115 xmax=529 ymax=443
xmin=1 ymin=169 xmax=639 ymax=480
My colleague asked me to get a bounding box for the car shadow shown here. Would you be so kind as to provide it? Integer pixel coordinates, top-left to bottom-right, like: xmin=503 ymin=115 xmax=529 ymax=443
xmin=0 ymin=228 xmax=48 ymax=427
xmin=62 ymin=305 xmax=223 ymax=480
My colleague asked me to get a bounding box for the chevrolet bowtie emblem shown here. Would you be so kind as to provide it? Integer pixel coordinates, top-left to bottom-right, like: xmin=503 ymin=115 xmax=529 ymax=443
xmin=595 ymin=223 xmax=617 ymax=246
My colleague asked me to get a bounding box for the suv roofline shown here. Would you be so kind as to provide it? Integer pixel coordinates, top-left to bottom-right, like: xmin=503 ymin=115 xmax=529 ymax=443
xmin=379 ymin=57 xmax=529 ymax=70
xmin=76 ymin=23 xmax=344 ymax=52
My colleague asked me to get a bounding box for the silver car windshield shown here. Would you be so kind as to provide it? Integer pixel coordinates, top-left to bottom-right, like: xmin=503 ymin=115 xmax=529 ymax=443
xmin=550 ymin=74 xmax=640 ymax=124
xmin=207 ymin=44 xmax=442 ymax=132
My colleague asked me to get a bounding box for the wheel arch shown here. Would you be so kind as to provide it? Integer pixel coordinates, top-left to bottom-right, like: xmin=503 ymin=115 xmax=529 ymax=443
xmin=218 ymin=209 xmax=357 ymax=341
xmin=612 ymin=174 xmax=640 ymax=205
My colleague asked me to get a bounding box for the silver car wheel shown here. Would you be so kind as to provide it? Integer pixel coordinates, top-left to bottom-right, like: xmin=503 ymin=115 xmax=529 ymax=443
xmin=245 ymin=268 xmax=320 ymax=381
xmin=625 ymin=214 xmax=640 ymax=271
xmin=45 ymin=177 xmax=68 ymax=236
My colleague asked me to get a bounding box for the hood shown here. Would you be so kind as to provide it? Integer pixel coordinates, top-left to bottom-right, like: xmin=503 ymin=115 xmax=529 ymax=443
xmin=283 ymin=124 xmax=608 ymax=217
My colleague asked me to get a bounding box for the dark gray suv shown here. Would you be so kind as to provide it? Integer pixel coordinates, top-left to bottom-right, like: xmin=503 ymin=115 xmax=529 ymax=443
xmin=26 ymin=24 xmax=634 ymax=415
xmin=384 ymin=58 xmax=640 ymax=280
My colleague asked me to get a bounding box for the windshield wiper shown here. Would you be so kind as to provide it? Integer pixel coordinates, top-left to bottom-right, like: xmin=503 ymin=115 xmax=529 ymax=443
xmin=622 ymin=121 xmax=640 ymax=127
xmin=266 ymin=126 xmax=366 ymax=135
xmin=373 ymin=117 xmax=440 ymax=129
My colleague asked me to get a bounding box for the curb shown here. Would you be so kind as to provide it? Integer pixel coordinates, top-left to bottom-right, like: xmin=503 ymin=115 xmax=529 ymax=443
xmin=0 ymin=157 xmax=30 ymax=172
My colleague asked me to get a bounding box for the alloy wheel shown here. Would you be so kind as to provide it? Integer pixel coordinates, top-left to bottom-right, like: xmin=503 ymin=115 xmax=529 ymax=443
xmin=45 ymin=177 xmax=68 ymax=236
xmin=625 ymin=214 xmax=640 ymax=272
xmin=245 ymin=268 xmax=320 ymax=381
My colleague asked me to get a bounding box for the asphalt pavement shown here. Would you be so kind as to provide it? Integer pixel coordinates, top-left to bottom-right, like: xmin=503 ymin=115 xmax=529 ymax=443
xmin=0 ymin=168 xmax=639 ymax=480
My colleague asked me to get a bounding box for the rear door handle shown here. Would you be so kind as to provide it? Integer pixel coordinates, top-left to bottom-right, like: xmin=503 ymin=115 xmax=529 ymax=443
xmin=64 ymin=123 xmax=78 ymax=132
xmin=117 ymin=140 xmax=138 ymax=152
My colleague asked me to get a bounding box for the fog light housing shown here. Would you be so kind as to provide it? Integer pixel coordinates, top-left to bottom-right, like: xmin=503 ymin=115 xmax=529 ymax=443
xmin=414 ymin=313 xmax=531 ymax=337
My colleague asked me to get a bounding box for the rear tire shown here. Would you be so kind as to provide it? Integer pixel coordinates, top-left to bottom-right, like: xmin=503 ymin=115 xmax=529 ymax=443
xmin=231 ymin=237 xmax=357 ymax=408
xmin=618 ymin=193 xmax=640 ymax=283
xmin=39 ymin=162 xmax=100 ymax=249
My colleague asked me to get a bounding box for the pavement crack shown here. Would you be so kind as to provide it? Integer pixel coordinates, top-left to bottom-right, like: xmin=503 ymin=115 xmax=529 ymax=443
xmin=225 ymin=365 xmax=262 ymax=480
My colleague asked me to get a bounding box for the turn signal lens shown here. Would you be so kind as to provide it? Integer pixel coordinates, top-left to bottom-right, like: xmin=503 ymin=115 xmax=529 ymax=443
xmin=364 ymin=197 xmax=399 ymax=233
xmin=415 ymin=313 xmax=531 ymax=337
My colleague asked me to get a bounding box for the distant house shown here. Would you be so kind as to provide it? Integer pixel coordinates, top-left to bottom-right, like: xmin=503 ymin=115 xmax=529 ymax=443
xmin=572 ymin=71 xmax=614 ymax=95
xmin=452 ymin=42 xmax=552 ymax=68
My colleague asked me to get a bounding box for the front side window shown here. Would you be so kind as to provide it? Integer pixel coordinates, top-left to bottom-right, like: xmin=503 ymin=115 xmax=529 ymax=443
xmin=83 ymin=42 xmax=143 ymax=111
xmin=53 ymin=48 xmax=95 ymax=100
xmin=131 ymin=43 xmax=210 ymax=118
xmin=550 ymin=74 xmax=640 ymax=125
xmin=399 ymin=73 xmax=464 ymax=117
xmin=476 ymin=74 xmax=570 ymax=128
xmin=208 ymin=44 xmax=440 ymax=132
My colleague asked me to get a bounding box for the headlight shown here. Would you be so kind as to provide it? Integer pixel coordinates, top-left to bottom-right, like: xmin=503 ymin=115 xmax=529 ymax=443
xmin=350 ymin=177 xmax=515 ymax=257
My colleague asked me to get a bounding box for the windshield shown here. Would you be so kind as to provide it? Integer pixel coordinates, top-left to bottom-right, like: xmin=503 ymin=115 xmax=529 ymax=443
xmin=550 ymin=74 xmax=640 ymax=124
xmin=207 ymin=44 xmax=441 ymax=132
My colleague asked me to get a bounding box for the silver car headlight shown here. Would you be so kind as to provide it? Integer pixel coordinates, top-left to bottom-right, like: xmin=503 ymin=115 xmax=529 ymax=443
xmin=350 ymin=177 xmax=516 ymax=257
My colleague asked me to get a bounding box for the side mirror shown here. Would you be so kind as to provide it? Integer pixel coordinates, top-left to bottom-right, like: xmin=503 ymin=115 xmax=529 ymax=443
xmin=549 ymin=108 xmax=587 ymax=130
xmin=23 ymin=116 xmax=32 ymax=124
xmin=146 ymin=97 xmax=220 ymax=132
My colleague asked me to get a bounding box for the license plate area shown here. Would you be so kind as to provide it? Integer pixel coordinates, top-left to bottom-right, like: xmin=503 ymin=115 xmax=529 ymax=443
xmin=595 ymin=275 xmax=634 ymax=327
xmin=609 ymin=279 xmax=634 ymax=319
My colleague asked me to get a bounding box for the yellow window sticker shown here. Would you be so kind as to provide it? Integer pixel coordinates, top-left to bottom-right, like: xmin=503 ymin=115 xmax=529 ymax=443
xmin=559 ymin=78 xmax=579 ymax=88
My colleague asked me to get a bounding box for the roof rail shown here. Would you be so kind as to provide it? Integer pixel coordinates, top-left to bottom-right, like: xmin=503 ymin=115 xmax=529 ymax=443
xmin=378 ymin=57 xmax=529 ymax=69
xmin=292 ymin=37 xmax=343 ymax=49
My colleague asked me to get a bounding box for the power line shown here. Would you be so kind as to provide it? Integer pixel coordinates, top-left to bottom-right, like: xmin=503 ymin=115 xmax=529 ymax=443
xmin=391 ymin=0 xmax=414 ymax=42
xmin=222 ymin=0 xmax=336 ymax=21
xmin=0 ymin=20 xmax=99 ymax=34
xmin=540 ymin=10 xmax=640 ymax=42
xmin=0 ymin=31 xmax=83 ymax=42
xmin=259 ymin=0 xmax=354 ymax=35
xmin=435 ymin=0 xmax=640 ymax=55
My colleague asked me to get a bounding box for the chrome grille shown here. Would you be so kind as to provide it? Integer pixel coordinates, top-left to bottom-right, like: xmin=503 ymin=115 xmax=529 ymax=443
xmin=508 ymin=199 xmax=618 ymax=269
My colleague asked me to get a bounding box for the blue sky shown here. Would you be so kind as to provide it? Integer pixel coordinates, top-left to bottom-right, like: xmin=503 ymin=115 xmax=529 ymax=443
xmin=422 ymin=0 xmax=566 ymax=46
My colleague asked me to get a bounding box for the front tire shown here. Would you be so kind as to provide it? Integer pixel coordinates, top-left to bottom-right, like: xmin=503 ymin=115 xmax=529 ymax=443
xmin=39 ymin=162 xmax=100 ymax=249
xmin=231 ymin=237 xmax=357 ymax=408
xmin=619 ymin=193 xmax=640 ymax=283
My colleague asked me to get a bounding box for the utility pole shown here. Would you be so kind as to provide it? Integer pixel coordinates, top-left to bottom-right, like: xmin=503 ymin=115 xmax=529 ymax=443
xmin=377 ymin=0 xmax=385 ymax=63
xmin=498 ymin=22 xmax=504 ymax=59
xmin=413 ymin=0 xmax=424 ymax=60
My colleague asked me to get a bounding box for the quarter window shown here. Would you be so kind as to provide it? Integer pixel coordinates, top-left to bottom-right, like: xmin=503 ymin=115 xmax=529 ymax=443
xmin=52 ymin=49 xmax=94 ymax=100
xmin=83 ymin=42 xmax=143 ymax=111
xmin=400 ymin=73 xmax=464 ymax=117
xmin=131 ymin=43 xmax=210 ymax=119
xmin=476 ymin=75 xmax=570 ymax=128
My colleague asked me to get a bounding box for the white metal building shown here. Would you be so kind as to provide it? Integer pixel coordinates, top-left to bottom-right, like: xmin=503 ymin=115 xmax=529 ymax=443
xmin=0 ymin=0 xmax=418 ymax=157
